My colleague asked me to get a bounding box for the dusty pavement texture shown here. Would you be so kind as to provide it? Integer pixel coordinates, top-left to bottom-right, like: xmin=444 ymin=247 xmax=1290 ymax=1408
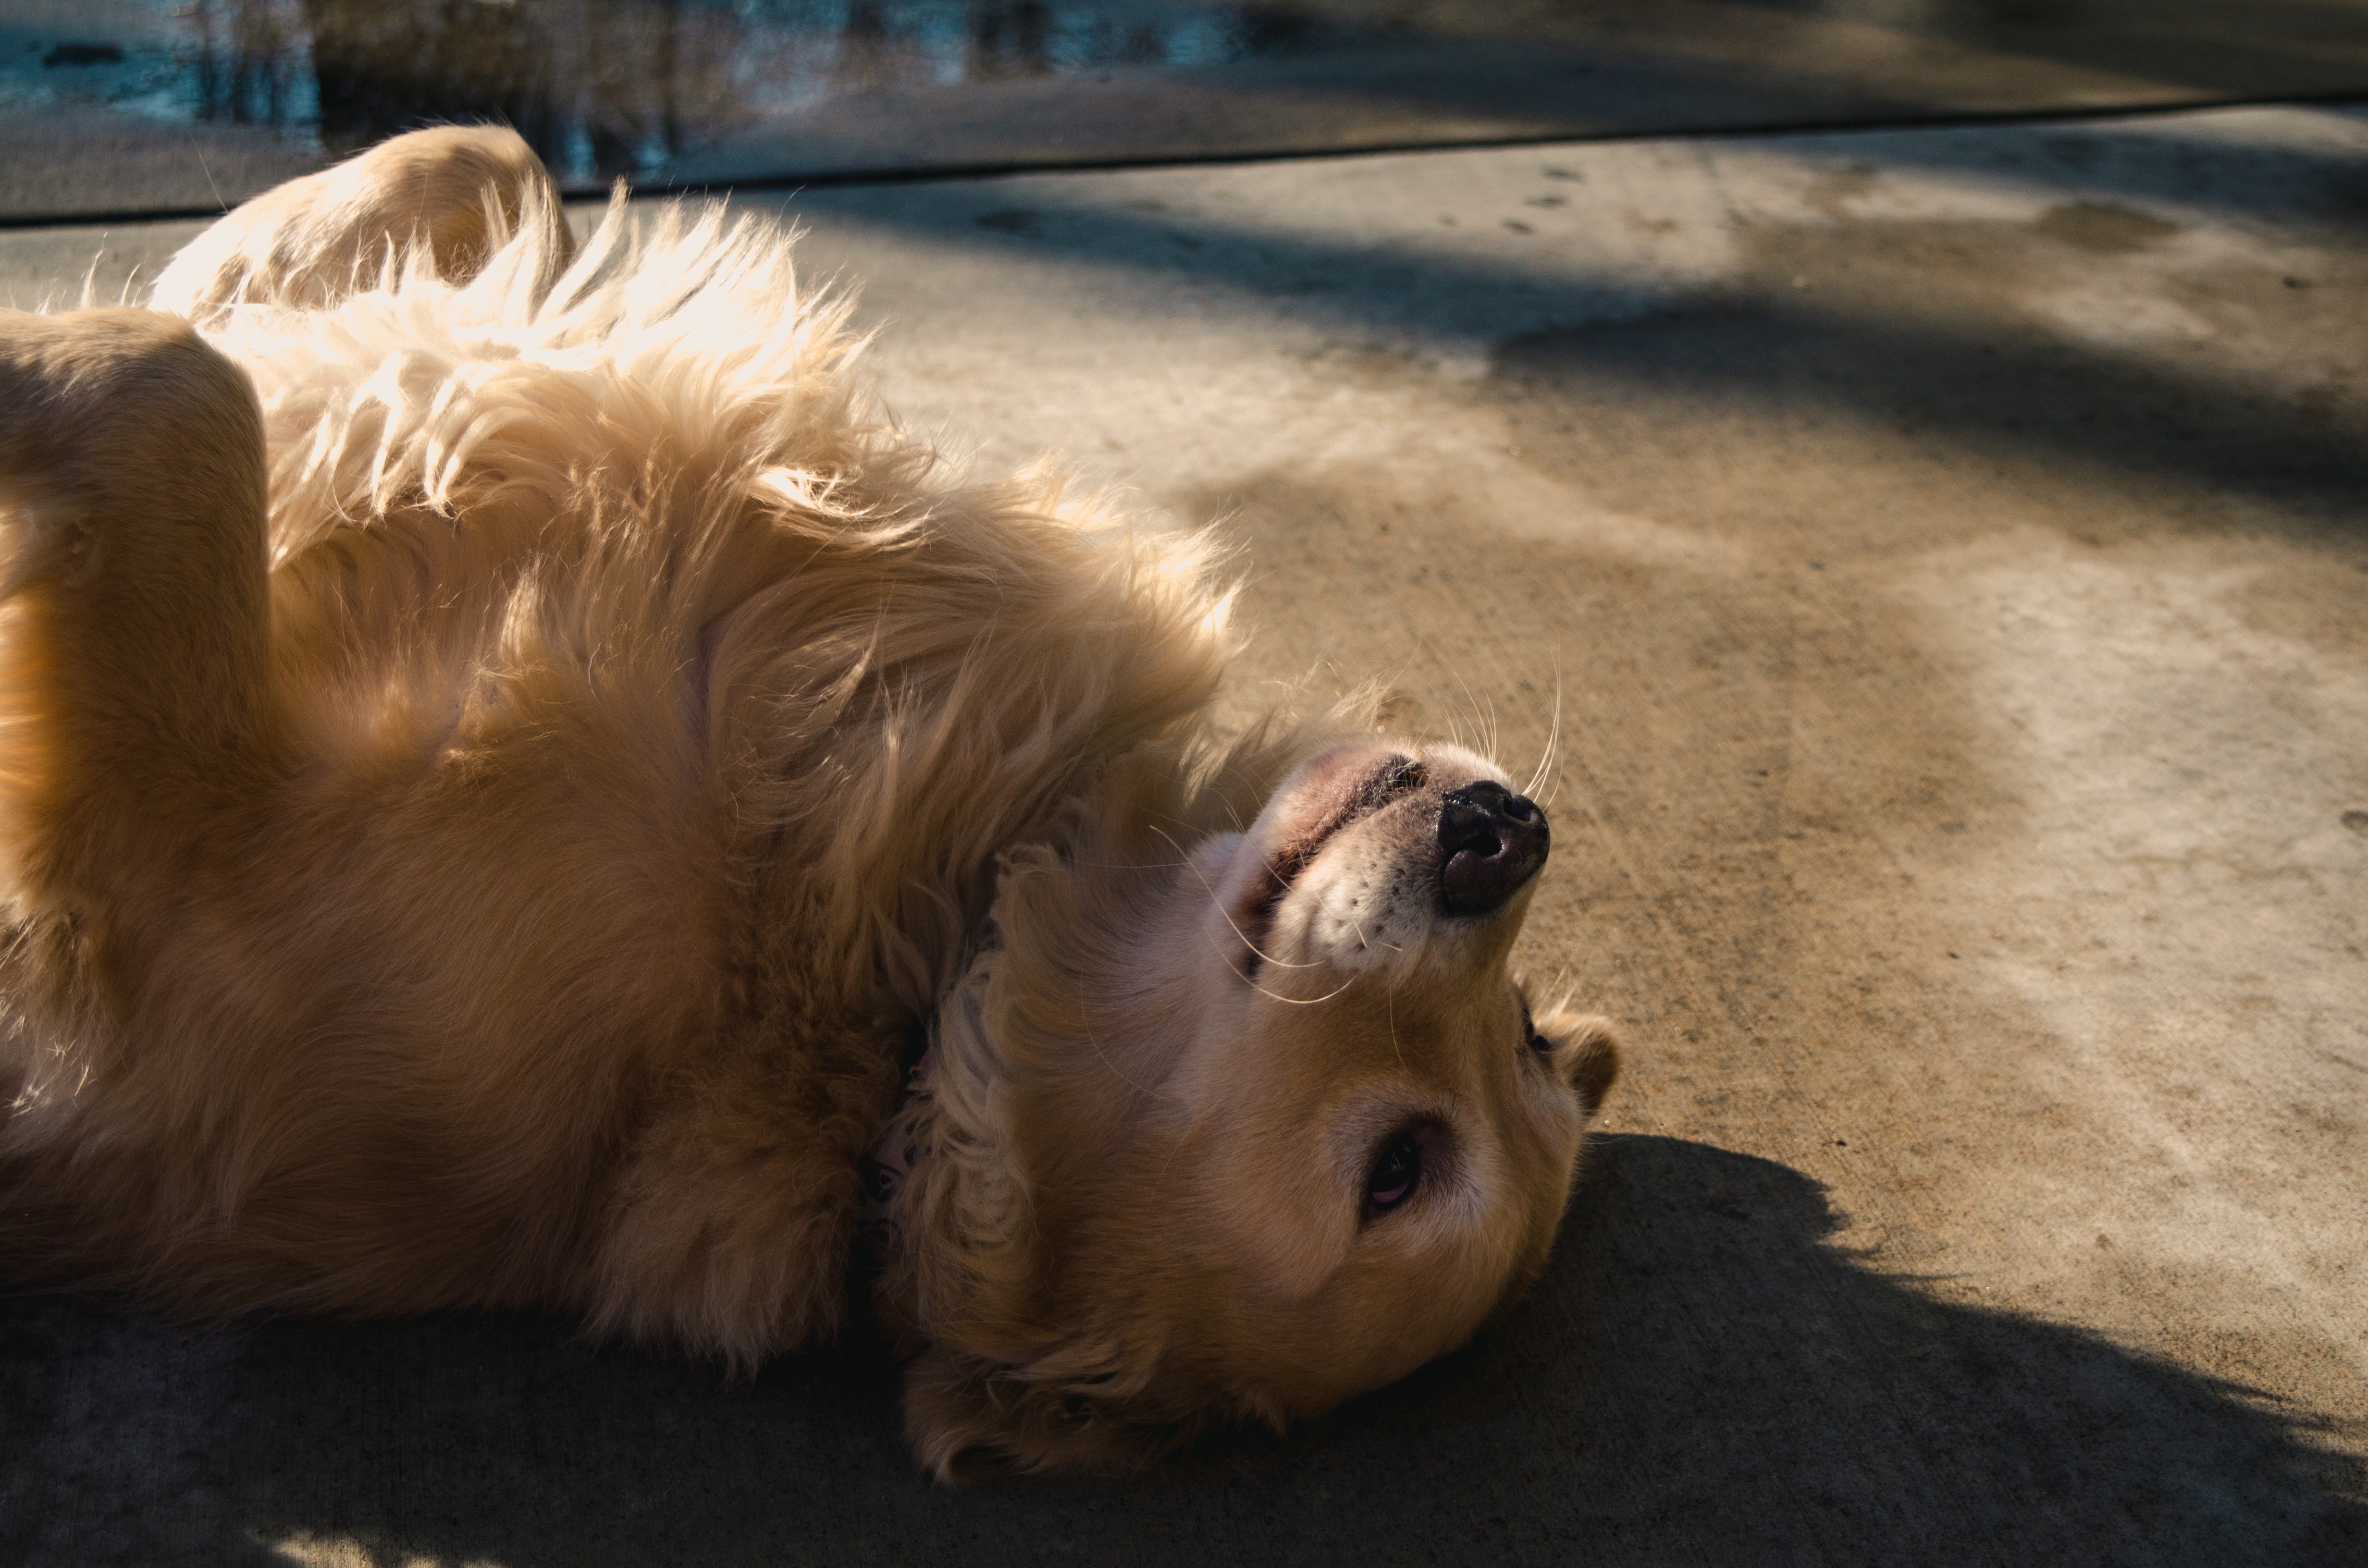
xmin=3 ymin=101 xmax=2367 ymax=1564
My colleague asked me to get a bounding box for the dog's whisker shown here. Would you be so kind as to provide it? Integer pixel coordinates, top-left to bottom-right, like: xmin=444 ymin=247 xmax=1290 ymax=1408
xmin=1525 ymin=677 xmax=1563 ymax=801
xmin=1078 ymin=993 xmax=1156 ymax=1097
xmin=1422 ymin=632 xmax=1493 ymax=767
xmin=1244 ymin=971 xmax=1361 ymax=1008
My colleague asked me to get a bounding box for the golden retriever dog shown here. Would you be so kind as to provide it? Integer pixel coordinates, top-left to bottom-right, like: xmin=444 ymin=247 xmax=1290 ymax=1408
xmin=0 ymin=127 xmax=1617 ymax=1475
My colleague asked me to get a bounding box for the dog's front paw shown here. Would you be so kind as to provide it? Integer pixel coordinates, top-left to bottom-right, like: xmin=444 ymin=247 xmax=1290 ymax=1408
xmin=148 ymin=124 xmax=572 ymax=321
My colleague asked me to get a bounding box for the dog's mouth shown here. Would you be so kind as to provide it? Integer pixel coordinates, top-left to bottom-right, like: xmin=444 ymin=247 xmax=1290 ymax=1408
xmin=1236 ymin=752 xmax=1431 ymax=974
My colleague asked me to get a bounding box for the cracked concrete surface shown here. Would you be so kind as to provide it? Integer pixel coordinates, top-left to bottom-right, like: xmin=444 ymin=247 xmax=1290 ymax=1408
xmin=1 ymin=101 xmax=2364 ymax=1565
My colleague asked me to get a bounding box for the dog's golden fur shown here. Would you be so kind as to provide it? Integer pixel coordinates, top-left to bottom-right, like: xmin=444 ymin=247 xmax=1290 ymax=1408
xmin=0 ymin=128 xmax=1616 ymax=1475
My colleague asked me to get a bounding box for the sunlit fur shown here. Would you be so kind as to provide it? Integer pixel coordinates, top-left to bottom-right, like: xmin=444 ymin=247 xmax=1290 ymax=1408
xmin=0 ymin=128 xmax=1616 ymax=1476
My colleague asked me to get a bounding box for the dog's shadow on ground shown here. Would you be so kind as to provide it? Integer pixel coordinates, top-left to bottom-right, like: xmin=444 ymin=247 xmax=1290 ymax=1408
xmin=5 ymin=1135 xmax=2360 ymax=1567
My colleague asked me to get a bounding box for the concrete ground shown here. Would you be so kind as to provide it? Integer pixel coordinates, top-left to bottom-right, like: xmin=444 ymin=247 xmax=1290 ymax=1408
xmin=3 ymin=96 xmax=2367 ymax=1567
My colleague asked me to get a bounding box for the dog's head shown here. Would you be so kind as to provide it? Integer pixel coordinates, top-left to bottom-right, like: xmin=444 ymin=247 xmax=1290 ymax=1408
xmin=881 ymin=727 xmax=1617 ymax=1476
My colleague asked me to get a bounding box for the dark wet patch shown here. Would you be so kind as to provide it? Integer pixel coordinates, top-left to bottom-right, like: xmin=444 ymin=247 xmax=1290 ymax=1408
xmin=973 ymin=207 xmax=1043 ymax=235
xmin=40 ymin=43 xmax=125 ymax=69
xmin=2042 ymin=133 xmax=2107 ymax=172
xmin=2036 ymin=199 xmax=2183 ymax=254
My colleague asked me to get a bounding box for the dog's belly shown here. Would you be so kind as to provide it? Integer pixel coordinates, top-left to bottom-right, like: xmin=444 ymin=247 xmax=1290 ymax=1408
xmin=0 ymin=627 xmax=750 ymax=1310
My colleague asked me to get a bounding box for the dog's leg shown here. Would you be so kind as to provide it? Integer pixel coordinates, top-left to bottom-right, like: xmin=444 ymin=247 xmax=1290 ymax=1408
xmin=0 ymin=308 xmax=281 ymax=909
xmin=590 ymin=1014 xmax=906 ymax=1364
xmin=148 ymin=125 xmax=575 ymax=323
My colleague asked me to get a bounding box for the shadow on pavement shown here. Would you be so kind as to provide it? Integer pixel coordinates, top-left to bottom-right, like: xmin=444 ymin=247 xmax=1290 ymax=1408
xmin=4 ymin=1137 xmax=2359 ymax=1566
xmin=1783 ymin=111 xmax=2368 ymax=233
xmin=1488 ymin=262 xmax=2367 ymax=538
xmin=784 ymin=117 xmax=2365 ymax=533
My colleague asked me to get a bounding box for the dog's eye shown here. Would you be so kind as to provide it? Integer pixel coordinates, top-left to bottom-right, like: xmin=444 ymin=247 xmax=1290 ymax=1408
xmin=1367 ymin=1135 xmax=1421 ymax=1212
xmin=1522 ymin=998 xmax=1551 ymax=1055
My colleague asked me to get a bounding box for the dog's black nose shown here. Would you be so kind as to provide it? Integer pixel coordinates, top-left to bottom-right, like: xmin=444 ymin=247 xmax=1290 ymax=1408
xmin=1437 ymin=781 xmax=1550 ymax=917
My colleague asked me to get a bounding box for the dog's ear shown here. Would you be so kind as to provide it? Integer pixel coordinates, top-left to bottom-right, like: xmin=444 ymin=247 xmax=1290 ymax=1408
xmin=900 ymin=1343 xmax=1236 ymax=1480
xmin=1535 ymin=1010 xmax=1621 ymax=1118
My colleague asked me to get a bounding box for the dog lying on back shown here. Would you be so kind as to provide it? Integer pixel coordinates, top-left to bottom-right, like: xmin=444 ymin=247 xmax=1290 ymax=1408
xmin=0 ymin=128 xmax=1617 ymax=1475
